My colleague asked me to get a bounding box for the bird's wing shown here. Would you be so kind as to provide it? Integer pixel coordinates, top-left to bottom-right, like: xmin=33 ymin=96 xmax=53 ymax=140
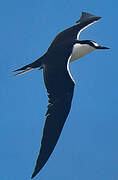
xmin=31 ymin=55 xmax=75 ymax=178
xmin=48 ymin=12 xmax=101 ymax=51
xmin=76 ymin=12 xmax=101 ymax=39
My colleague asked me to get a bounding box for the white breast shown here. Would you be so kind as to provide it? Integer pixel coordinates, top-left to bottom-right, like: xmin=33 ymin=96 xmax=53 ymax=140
xmin=70 ymin=43 xmax=95 ymax=62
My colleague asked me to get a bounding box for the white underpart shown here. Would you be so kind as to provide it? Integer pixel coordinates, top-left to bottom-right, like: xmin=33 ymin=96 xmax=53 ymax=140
xmin=67 ymin=55 xmax=75 ymax=83
xmin=77 ymin=21 xmax=98 ymax=40
xmin=70 ymin=43 xmax=95 ymax=62
xmin=69 ymin=20 xmax=99 ymax=62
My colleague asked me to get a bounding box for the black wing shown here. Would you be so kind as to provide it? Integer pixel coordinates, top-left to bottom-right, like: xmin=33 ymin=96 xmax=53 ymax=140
xmin=31 ymin=12 xmax=101 ymax=178
xmin=48 ymin=12 xmax=101 ymax=52
xmin=31 ymin=55 xmax=75 ymax=178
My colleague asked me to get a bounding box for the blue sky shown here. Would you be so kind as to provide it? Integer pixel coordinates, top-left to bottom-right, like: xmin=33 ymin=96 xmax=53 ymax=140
xmin=0 ymin=0 xmax=117 ymax=180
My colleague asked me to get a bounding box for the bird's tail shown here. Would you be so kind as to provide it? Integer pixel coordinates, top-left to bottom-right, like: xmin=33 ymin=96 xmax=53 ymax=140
xmin=12 ymin=55 xmax=45 ymax=76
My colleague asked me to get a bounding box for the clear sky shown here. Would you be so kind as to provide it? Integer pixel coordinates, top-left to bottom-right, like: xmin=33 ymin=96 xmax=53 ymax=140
xmin=0 ymin=0 xmax=117 ymax=180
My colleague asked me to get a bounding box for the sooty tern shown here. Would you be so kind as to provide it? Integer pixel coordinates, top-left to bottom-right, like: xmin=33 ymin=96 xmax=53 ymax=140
xmin=13 ymin=12 xmax=109 ymax=178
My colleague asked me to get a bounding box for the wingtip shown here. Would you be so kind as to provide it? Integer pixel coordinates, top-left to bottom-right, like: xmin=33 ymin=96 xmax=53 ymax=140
xmin=31 ymin=165 xmax=42 ymax=179
xmin=31 ymin=171 xmax=38 ymax=179
xmin=76 ymin=12 xmax=102 ymax=24
xmin=81 ymin=11 xmax=102 ymax=19
xmin=31 ymin=174 xmax=34 ymax=179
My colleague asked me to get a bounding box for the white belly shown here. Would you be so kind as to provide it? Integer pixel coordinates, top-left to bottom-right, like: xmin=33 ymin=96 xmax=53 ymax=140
xmin=70 ymin=43 xmax=95 ymax=62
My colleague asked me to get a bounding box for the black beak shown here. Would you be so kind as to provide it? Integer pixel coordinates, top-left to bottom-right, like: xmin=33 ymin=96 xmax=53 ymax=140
xmin=96 ymin=46 xmax=110 ymax=49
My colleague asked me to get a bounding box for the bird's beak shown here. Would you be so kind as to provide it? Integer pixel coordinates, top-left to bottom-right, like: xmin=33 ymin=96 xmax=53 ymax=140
xmin=96 ymin=46 xmax=110 ymax=49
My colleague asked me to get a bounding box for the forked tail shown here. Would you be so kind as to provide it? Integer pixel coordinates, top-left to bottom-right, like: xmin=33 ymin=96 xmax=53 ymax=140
xmin=12 ymin=55 xmax=45 ymax=76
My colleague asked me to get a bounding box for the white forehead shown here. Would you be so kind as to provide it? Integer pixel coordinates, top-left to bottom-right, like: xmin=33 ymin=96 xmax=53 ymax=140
xmin=91 ymin=41 xmax=99 ymax=47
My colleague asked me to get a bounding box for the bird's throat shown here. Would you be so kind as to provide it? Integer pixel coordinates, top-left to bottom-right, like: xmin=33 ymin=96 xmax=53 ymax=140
xmin=70 ymin=43 xmax=95 ymax=62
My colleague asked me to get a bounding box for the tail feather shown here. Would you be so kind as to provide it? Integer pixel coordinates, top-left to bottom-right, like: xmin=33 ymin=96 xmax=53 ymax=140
xmin=12 ymin=55 xmax=45 ymax=76
xmin=13 ymin=67 xmax=34 ymax=76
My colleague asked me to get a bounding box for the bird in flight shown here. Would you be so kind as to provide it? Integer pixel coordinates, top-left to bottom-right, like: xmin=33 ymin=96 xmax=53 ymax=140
xmin=13 ymin=12 xmax=109 ymax=178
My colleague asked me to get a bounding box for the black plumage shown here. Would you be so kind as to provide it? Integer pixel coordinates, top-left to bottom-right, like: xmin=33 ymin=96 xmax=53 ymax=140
xmin=12 ymin=12 xmax=106 ymax=178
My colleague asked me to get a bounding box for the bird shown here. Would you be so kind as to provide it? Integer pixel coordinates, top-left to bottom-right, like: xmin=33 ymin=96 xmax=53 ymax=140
xmin=13 ymin=12 xmax=109 ymax=178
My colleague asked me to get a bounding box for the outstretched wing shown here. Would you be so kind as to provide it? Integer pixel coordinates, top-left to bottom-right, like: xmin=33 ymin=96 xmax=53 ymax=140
xmin=31 ymin=12 xmax=101 ymax=178
xmin=31 ymin=55 xmax=75 ymax=178
xmin=48 ymin=12 xmax=101 ymax=51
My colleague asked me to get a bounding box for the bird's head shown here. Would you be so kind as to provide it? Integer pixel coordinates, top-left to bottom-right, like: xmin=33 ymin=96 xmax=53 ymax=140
xmin=70 ymin=40 xmax=109 ymax=62
xmin=78 ymin=40 xmax=110 ymax=50
xmin=87 ymin=40 xmax=110 ymax=50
